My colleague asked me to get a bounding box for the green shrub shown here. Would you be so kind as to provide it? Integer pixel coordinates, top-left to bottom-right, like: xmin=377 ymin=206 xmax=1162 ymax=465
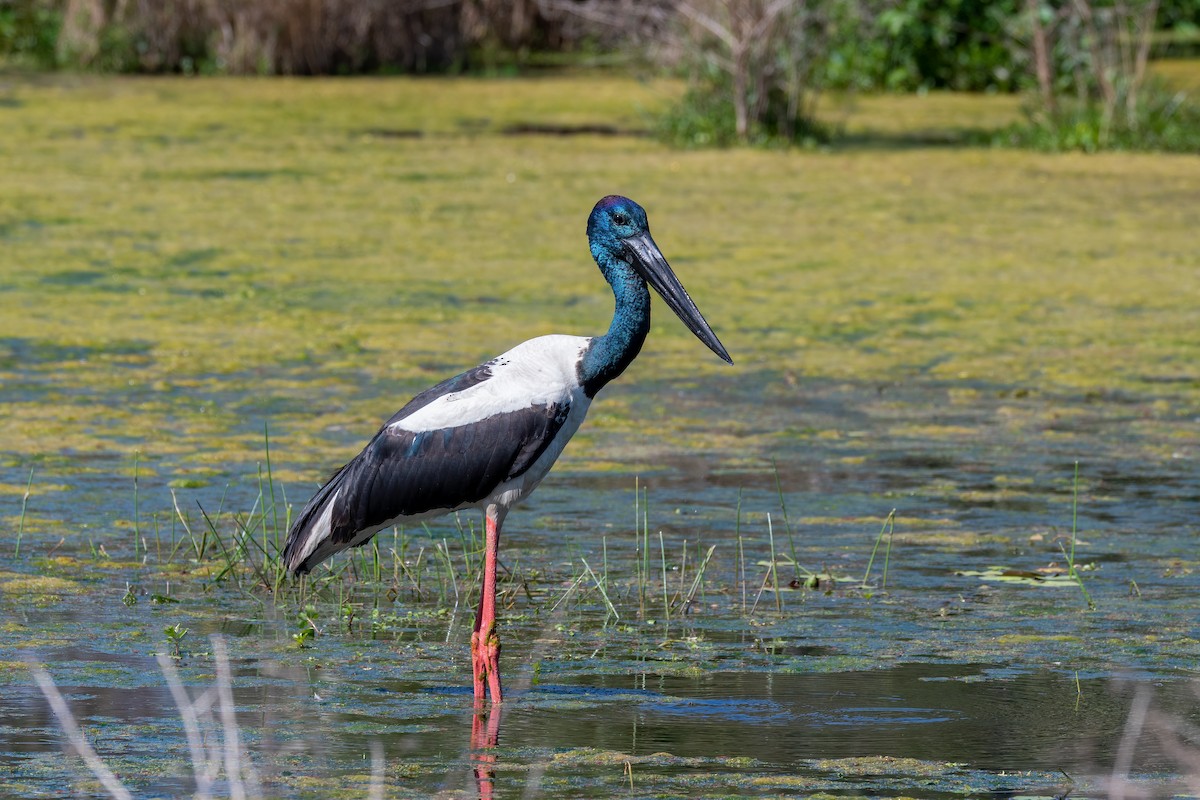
xmin=0 ymin=0 xmax=61 ymax=68
xmin=993 ymin=81 xmax=1200 ymax=153
xmin=656 ymin=84 xmax=740 ymax=149
xmin=824 ymin=0 xmax=1023 ymax=92
xmin=657 ymin=79 xmax=832 ymax=150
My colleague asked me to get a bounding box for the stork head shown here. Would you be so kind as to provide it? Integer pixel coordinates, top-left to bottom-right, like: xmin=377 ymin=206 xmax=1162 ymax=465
xmin=586 ymin=195 xmax=733 ymax=365
xmin=586 ymin=194 xmax=650 ymax=244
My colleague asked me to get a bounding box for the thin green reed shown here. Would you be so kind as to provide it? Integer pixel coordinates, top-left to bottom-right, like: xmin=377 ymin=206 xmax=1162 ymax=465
xmin=861 ymin=509 xmax=896 ymax=591
xmin=264 ymin=423 xmax=281 ymax=551
xmin=643 ymin=489 xmax=650 ymax=612
xmin=767 ymin=513 xmax=782 ymax=613
xmin=633 ymin=477 xmax=644 ymax=616
xmin=881 ymin=511 xmax=895 ymax=589
xmin=457 ymin=515 xmax=470 ymax=579
xmin=684 ymin=544 xmax=717 ymax=610
xmin=772 ymin=459 xmax=801 ymax=580
xmin=15 ymin=465 xmax=34 ymax=558
xmin=453 ymin=513 xmax=480 ymax=585
xmin=581 ymin=557 xmax=618 ymax=623
xmin=735 ymin=489 xmax=745 ymax=613
xmin=634 ymin=477 xmax=651 ymax=618
xmin=678 ymin=540 xmax=687 ymax=606
xmin=256 ymin=451 xmax=284 ymax=572
xmin=1063 ymin=461 xmax=1096 ymax=610
xmin=439 ymin=538 xmax=460 ymax=609
xmin=170 ymin=489 xmax=202 ymax=561
xmin=658 ymin=531 xmax=670 ymax=627
xmin=602 ymin=535 xmax=609 ymax=594
xmin=255 ymin=464 xmax=269 ymax=567
xmin=132 ymin=451 xmax=141 ymax=560
xmin=153 ymin=513 xmax=162 ymax=563
xmin=166 ymin=512 xmax=177 ymax=564
xmin=199 ymin=502 xmax=245 ymax=587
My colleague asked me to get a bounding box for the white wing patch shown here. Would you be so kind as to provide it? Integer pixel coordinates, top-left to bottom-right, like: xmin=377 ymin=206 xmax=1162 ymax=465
xmin=290 ymin=488 xmax=340 ymax=567
xmin=389 ymin=335 xmax=590 ymax=433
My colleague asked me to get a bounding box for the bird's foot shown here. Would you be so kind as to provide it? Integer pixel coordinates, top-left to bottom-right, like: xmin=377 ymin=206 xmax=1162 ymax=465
xmin=471 ymin=629 xmax=503 ymax=705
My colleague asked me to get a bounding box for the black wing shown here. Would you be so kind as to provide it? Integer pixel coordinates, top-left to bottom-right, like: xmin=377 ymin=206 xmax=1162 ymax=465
xmin=283 ymin=399 xmax=572 ymax=574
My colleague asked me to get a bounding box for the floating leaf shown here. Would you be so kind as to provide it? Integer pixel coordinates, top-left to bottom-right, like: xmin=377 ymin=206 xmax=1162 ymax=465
xmin=956 ymin=567 xmax=1079 ymax=587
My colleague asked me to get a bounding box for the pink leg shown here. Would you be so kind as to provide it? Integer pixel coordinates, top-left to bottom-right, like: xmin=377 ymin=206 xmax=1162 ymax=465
xmin=471 ymin=507 xmax=504 ymax=706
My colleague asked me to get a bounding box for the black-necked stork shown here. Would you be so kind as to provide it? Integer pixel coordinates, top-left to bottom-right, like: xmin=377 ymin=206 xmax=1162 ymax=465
xmin=282 ymin=195 xmax=732 ymax=705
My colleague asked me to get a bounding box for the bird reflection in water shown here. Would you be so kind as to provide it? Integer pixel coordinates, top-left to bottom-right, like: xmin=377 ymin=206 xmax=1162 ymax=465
xmin=469 ymin=703 xmax=503 ymax=799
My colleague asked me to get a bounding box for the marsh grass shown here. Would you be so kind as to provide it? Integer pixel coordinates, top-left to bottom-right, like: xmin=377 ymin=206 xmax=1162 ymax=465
xmin=112 ymin=462 xmax=879 ymax=646
xmin=32 ymin=445 xmax=945 ymax=645
xmin=136 ymin=444 xmax=505 ymax=636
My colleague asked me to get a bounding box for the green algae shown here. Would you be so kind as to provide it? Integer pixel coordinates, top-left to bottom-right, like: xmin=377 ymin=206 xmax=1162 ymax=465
xmin=0 ymin=68 xmax=1198 ymax=800
xmin=0 ymin=72 xmax=1198 ymax=480
xmin=0 ymin=572 xmax=83 ymax=601
xmin=994 ymin=633 xmax=1081 ymax=644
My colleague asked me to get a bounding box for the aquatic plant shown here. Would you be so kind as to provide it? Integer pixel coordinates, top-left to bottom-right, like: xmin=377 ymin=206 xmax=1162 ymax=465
xmin=859 ymin=509 xmax=897 ymax=595
xmin=15 ymin=466 xmax=33 ymax=559
xmin=163 ymin=623 xmax=188 ymax=659
xmin=1061 ymin=461 xmax=1096 ymax=610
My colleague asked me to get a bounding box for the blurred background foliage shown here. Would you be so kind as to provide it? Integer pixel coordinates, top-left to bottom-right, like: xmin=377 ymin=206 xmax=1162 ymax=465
xmin=1 ymin=0 xmax=1197 ymax=150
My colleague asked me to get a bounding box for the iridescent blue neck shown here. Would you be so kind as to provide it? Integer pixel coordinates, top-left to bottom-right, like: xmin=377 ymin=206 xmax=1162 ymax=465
xmin=578 ymin=250 xmax=650 ymax=398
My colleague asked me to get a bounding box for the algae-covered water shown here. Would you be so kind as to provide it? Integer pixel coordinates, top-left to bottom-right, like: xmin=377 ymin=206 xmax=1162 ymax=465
xmin=1 ymin=72 xmax=1199 ymax=798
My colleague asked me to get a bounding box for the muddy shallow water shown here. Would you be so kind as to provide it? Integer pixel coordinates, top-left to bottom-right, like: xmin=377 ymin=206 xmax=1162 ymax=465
xmin=1 ymin=371 xmax=1198 ymax=798
xmin=3 ymin=650 xmax=1195 ymax=799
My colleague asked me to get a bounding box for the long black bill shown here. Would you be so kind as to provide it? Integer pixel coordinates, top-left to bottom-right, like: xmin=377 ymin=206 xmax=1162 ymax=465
xmin=625 ymin=232 xmax=733 ymax=365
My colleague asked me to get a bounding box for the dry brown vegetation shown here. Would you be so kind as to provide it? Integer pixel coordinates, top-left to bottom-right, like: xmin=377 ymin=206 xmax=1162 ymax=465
xmin=54 ymin=0 xmax=604 ymax=73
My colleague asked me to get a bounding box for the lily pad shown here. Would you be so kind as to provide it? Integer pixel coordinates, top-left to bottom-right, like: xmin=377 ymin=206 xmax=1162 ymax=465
xmin=955 ymin=567 xmax=1081 ymax=587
